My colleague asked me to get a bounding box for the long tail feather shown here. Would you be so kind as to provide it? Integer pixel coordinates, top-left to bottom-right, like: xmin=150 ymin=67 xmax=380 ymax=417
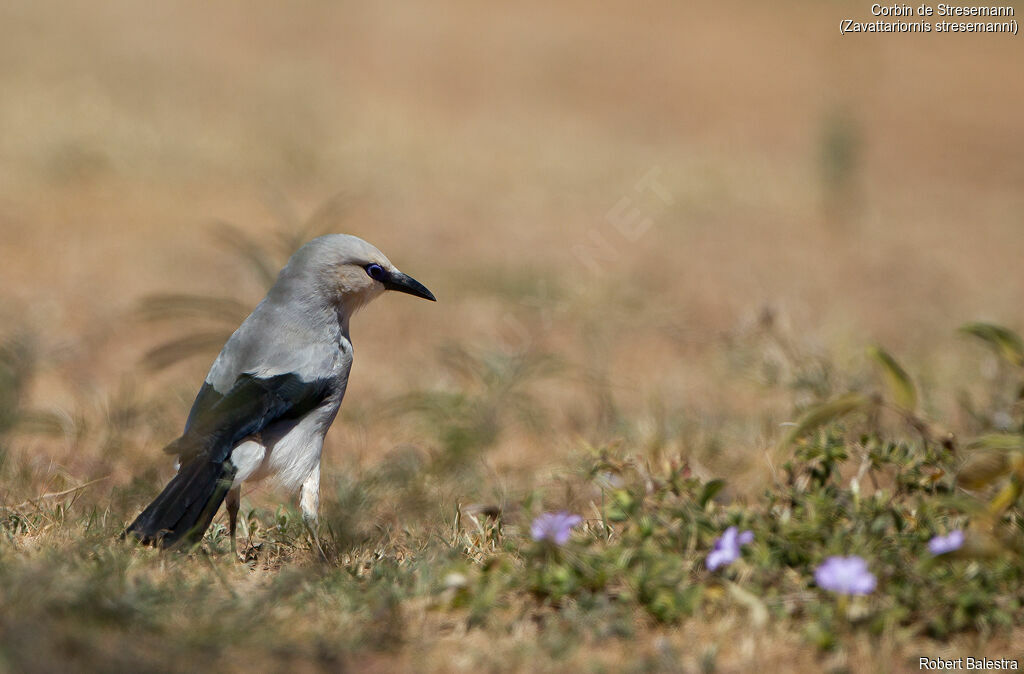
xmin=125 ymin=456 xmax=237 ymax=549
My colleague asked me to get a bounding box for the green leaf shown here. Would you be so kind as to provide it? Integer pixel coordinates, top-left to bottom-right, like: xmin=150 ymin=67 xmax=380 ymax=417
xmin=698 ymin=479 xmax=726 ymax=509
xmin=606 ymin=489 xmax=635 ymax=522
xmin=964 ymin=434 xmax=1024 ymax=452
xmin=866 ymin=345 xmax=917 ymax=411
xmin=959 ymin=322 xmax=1024 ymax=367
xmin=780 ymin=393 xmax=872 ymax=447
xmin=936 ymin=493 xmax=991 ymax=516
xmin=987 ymin=478 xmax=1023 ymax=517
xmin=957 ymin=451 xmax=1010 ymax=489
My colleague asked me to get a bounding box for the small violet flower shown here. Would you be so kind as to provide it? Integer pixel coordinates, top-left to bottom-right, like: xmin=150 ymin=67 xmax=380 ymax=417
xmin=706 ymin=526 xmax=754 ymax=571
xmin=814 ymin=556 xmax=877 ymax=595
xmin=531 ymin=511 xmax=582 ymax=545
xmin=928 ymin=530 xmax=965 ymax=556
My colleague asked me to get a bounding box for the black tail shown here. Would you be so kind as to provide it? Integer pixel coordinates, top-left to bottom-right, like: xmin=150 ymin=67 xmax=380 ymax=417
xmin=125 ymin=457 xmax=236 ymax=549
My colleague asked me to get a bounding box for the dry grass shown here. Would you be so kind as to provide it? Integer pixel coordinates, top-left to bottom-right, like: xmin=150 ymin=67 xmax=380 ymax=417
xmin=1 ymin=1 xmax=1023 ymax=671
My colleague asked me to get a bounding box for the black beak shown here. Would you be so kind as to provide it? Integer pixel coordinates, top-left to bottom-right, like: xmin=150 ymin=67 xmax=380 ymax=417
xmin=384 ymin=271 xmax=436 ymax=301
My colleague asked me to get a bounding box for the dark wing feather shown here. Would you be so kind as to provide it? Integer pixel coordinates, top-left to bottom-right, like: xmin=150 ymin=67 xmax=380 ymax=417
xmin=169 ymin=372 xmax=334 ymax=462
xmin=183 ymin=381 xmax=221 ymax=434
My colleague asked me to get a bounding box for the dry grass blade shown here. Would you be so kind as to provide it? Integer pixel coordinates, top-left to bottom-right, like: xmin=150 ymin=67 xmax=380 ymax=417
xmin=209 ymin=220 xmax=281 ymax=289
xmin=293 ymin=191 xmax=352 ymax=244
xmin=727 ymin=582 xmax=768 ymax=628
xmin=9 ymin=475 xmax=110 ymax=509
xmin=135 ymin=293 xmax=252 ymax=324
xmin=11 ymin=409 xmax=75 ymax=436
xmin=141 ymin=331 xmax=233 ymax=371
xmin=0 ymin=334 xmax=38 ymax=436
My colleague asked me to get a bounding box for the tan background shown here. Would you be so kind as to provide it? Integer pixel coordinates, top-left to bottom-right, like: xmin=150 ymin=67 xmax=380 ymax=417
xmin=1 ymin=0 xmax=1021 ymax=483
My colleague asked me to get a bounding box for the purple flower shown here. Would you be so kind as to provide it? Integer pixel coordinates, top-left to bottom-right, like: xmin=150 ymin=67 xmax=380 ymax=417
xmin=531 ymin=511 xmax=582 ymax=545
xmin=814 ymin=556 xmax=877 ymax=595
xmin=928 ymin=530 xmax=965 ymax=556
xmin=706 ymin=526 xmax=754 ymax=571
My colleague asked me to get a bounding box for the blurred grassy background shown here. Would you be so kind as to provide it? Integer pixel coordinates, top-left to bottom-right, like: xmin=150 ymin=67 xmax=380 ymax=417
xmin=1 ymin=2 xmax=1022 ymax=670
xmin=3 ymin=1 xmax=1021 ymax=485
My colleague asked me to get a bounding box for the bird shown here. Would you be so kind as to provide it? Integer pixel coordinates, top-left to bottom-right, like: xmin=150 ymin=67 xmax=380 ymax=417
xmin=125 ymin=234 xmax=435 ymax=550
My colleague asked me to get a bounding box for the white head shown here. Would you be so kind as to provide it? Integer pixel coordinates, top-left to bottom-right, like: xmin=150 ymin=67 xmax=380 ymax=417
xmin=273 ymin=234 xmax=436 ymax=318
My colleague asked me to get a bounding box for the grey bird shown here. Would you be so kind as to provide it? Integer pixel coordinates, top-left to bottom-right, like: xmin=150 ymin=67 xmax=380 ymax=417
xmin=125 ymin=234 xmax=435 ymax=549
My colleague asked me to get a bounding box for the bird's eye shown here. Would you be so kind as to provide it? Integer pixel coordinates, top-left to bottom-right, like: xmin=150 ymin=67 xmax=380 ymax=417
xmin=365 ymin=263 xmax=386 ymax=281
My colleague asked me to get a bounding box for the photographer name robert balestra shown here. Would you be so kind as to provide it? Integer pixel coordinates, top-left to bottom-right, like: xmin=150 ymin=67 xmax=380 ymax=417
xmin=920 ymin=657 xmax=1019 ymax=670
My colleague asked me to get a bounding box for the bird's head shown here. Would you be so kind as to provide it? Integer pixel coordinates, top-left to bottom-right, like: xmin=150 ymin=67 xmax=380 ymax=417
xmin=281 ymin=234 xmax=436 ymax=317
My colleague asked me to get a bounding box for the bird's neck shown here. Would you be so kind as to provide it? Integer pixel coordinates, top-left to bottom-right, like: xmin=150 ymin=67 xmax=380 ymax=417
xmin=335 ymin=305 xmax=352 ymax=340
xmin=332 ymin=287 xmax=383 ymax=338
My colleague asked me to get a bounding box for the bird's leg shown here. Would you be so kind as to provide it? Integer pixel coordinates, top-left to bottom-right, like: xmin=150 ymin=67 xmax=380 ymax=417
xmin=299 ymin=463 xmax=321 ymax=526
xmin=300 ymin=465 xmax=326 ymax=560
xmin=226 ymin=486 xmax=241 ymax=557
